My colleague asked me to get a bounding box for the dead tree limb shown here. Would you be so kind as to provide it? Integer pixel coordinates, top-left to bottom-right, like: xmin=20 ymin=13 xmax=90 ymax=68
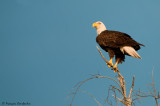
xmin=96 ymin=46 xmax=135 ymax=106
xmin=129 ymin=75 xmax=135 ymax=99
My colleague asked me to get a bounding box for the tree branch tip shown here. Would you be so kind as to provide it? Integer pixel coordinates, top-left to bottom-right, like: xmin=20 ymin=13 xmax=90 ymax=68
xmin=96 ymin=46 xmax=99 ymax=48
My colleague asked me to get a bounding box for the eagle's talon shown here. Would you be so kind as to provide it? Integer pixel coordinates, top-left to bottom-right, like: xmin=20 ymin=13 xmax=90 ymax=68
xmin=112 ymin=66 xmax=118 ymax=72
xmin=108 ymin=65 xmax=111 ymax=68
xmin=106 ymin=59 xmax=113 ymax=68
xmin=106 ymin=62 xmax=113 ymax=68
xmin=111 ymin=67 xmax=116 ymax=70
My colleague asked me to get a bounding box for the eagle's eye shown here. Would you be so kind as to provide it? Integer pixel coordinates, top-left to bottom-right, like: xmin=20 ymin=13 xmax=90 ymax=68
xmin=98 ymin=22 xmax=101 ymax=25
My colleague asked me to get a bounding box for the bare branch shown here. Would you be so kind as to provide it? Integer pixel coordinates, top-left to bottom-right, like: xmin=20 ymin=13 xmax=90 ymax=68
xmin=111 ymin=85 xmax=123 ymax=95
xmin=129 ymin=75 xmax=135 ymax=99
xmin=106 ymin=87 xmax=113 ymax=106
xmin=112 ymin=95 xmax=124 ymax=104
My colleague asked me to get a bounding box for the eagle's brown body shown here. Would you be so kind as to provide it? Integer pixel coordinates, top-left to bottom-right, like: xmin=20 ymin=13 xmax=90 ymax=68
xmin=96 ymin=30 xmax=144 ymax=63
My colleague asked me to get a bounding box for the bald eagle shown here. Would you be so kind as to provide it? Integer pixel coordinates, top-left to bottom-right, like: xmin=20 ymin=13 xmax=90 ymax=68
xmin=93 ymin=21 xmax=144 ymax=69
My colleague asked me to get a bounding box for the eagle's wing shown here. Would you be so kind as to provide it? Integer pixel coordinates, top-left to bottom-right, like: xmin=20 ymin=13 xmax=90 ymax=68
xmin=96 ymin=30 xmax=142 ymax=48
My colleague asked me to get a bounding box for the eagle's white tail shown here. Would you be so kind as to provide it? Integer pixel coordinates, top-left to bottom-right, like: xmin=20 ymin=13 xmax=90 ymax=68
xmin=120 ymin=46 xmax=142 ymax=59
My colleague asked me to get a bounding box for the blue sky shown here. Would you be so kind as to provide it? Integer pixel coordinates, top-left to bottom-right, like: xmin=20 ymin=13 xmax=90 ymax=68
xmin=0 ymin=0 xmax=160 ymax=106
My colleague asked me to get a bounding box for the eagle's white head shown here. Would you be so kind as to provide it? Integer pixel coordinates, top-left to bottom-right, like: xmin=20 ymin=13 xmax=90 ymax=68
xmin=92 ymin=21 xmax=107 ymax=35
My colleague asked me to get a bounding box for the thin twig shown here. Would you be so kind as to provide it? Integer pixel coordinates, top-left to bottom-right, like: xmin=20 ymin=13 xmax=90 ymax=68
xmin=111 ymin=85 xmax=123 ymax=95
xmin=152 ymin=68 xmax=159 ymax=106
xmin=112 ymin=95 xmax=124 ymax=104
xmin=129 ymin=75 xmax=135 ymax=99
xmin=106 ymin=87 xmax=113 ymax=106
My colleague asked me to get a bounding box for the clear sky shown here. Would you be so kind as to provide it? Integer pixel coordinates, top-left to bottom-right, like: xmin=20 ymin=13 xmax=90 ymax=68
xmin=0 ymin=0 xmax=160 ymax=106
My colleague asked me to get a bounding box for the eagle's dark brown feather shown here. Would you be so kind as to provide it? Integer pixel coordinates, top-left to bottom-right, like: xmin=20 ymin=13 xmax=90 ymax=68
xmin=96 ymin=30 xmax=144 ymax=63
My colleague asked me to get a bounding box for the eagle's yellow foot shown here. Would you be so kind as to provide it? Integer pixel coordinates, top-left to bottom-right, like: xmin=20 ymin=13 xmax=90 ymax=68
xmin=106 ymin=59 xmax=113 ymax=68
xmin=113 ymin=66 xmax=118 ymax=72
xmin=112 ymin=63 xmax=118 ymax=72
xmin=107 ymin=62 xmax=113 ymax=68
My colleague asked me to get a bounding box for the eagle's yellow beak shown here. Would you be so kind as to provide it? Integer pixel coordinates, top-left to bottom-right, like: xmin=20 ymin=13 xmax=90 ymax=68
xmin=92 ymin=23 xmax=98 ymax=27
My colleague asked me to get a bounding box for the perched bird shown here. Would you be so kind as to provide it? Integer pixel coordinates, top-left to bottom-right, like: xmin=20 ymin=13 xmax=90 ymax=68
xmin=93 ymin=21 xmax=144 ymax=70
